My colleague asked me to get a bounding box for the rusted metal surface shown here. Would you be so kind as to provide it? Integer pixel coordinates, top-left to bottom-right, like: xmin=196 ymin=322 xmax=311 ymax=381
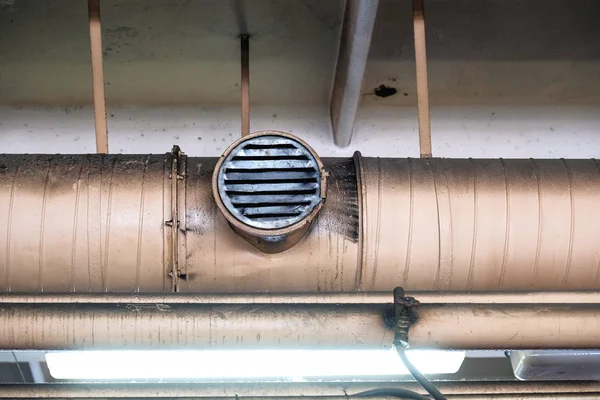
xmin=188 ymin=154 xmax=357 ymax=292
xmin=0 ymin=154 xmax=171 ymax=292
xmin=355 ymin=156 xmax=600 ymax=292
xmin=0 ymin=300 xmax=599 ymax=350
xmin=2 ymin=382 xmax=600 ymax=398
xmin=87 ymin=0 xmax=109 ymax=154
xmin=412 ymin=304 xmax=600 ymax=349
xmin=1 ymin=151 xmax=600 ymax=292
xmin=0 ymin=303 xmax=392 ymax=350
xmin=330 ymin=0 xmax=380 ymax=148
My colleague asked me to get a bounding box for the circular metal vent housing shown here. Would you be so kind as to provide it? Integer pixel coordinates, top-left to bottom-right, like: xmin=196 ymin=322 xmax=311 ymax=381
xmin=216 ymin=133 xmax=323 ymax=230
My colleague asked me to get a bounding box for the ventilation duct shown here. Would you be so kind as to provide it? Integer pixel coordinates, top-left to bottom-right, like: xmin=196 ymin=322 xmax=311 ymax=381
xmin=213 ymin=131 xmax=326 ymax=253
xmin=0 ymin=132 xmax=599 ymax=293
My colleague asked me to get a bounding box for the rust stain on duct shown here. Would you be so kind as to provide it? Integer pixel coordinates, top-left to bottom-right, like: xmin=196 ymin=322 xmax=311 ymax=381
xmin=0 ymin=152 xmax=599 ymax=293
xmin=185 ymin=154 xmax=359 ymax=292
xmin=319 ymin=158 xmax=359 ymax=243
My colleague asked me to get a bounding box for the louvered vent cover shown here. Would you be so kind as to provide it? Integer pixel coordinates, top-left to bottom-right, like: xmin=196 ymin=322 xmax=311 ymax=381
xmin=216 ymin=135 xmax=322 ymax=230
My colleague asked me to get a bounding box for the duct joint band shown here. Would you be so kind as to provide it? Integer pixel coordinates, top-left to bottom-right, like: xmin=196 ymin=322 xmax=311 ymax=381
xmin=167 ymin=146 xmax=185 ymax=291
xmin=353 ymin=151 xmax=367 ymax=290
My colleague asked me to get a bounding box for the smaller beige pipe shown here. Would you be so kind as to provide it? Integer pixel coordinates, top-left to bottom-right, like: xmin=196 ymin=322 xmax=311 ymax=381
xmin=1 ymin=382 xmax=600 ymax=398
xmin=0 ymin=291 xmax=598 ymax=304
xmin=412 ymin=305 xmax=600 ymax=349
xmin=0 ymin=394 xmax=598 ymax=400
xmin=88 ymin=0 xmax=109 ymax=154
xmin=448 ymin=397 xmax=600 ymax=400
xmin=1 ymin=301 xmax=600 ymax=350
xmin=413 ymin=0 xmax=432 ymax=158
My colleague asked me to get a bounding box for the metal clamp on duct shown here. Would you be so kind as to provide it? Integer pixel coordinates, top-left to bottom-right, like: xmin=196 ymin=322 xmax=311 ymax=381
xmin=212 ymin=131 xmax=328 ymax=253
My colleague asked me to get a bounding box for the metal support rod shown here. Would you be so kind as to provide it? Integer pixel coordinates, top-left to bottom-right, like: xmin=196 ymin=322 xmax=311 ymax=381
xmin=241 ymin=34 xmax=250 ymax=137
xmin=0 ymin=297 xmax=600 ymax=350
xmin=1 ymin=382 xmax=600 ymax=398
xmin=88 ymin=0 xmax=109 ymax=154
xmin=413 ymin=0 xmax=431 ymax=158
xmin=330 ymin=0 xmax=379 ymax=148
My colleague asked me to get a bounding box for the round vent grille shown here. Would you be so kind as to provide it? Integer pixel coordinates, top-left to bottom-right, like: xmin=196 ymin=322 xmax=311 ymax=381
xmin=216 ymin=134 xmax=323 ymax=230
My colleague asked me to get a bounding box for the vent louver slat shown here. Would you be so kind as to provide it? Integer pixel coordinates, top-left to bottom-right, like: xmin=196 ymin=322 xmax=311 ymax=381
xmin=225 ymin=182 xmax=319 ymax=193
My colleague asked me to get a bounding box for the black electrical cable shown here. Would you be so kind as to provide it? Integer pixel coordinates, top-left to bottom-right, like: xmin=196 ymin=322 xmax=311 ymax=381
xmin=352 ymin=287 xmax=448 ymax=400
xmin=395 ymin=344 xmax=448 ymax=400
xmin=352 ymin=387 xmax=430 ymax=399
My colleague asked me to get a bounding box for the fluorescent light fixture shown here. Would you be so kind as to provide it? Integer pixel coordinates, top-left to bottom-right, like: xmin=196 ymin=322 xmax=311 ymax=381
xmin=46 ymin=349 xmax=465 ymax=380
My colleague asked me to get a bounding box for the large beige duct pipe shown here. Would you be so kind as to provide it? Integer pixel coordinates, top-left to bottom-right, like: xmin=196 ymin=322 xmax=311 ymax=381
xmin=0 ymin=152 xmax=599 ymax=293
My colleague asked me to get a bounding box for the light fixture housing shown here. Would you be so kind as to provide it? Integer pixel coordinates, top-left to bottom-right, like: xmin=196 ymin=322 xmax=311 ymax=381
xmin=46 ymin=349 xmax=465 ymax=381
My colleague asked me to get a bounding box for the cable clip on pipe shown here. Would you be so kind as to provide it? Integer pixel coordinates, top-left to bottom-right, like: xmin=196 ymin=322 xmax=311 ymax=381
xmin=393 ymin=287 xmax=420 ymax=347
xmin=392 ymin=287 xmax=447 ymax=400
